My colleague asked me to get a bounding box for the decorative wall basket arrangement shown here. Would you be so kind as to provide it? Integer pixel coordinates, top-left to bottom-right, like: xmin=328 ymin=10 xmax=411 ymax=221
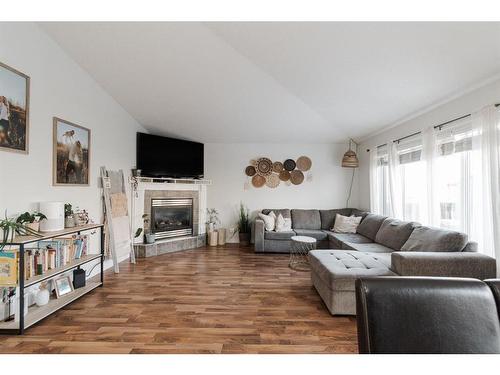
xmin=245 ymin=156 xmax=312 ymax=189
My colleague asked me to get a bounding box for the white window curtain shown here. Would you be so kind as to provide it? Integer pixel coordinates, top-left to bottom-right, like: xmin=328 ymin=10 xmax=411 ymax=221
xmin=387 ymin=141 xmax=403 ymax=218
xmin=422 ymin=126 xmax=439 ymax=226
xmin=369 ymin=148 xmax=381 ymax=214
xmin=471 ymin=105 xmax=500 ymax=273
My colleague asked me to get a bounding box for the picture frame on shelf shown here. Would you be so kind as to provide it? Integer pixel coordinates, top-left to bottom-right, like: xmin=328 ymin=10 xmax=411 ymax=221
xmin=53 ymin=117 xmax=91 ymax=186
xmin=54 ymin=275 xmax=74 ymax=298
xmin=0 ymin=61 xmax=30 ymax=154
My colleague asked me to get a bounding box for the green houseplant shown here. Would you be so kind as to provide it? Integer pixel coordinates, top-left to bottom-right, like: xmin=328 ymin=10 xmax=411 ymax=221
xmin=237 ymin=202 xmax=250 ymax=246
xmin=1 ymin=213 xmax=41 ymax=251
xmin=64 ymin=203 xmax=75 ymax=228
xmin=135 ymin=214 xmax=154 ymax=244
xmin=206 ymin=208 xmax=220 ymax=232
xmin=16 ymin=211 xmax=47 ymax=232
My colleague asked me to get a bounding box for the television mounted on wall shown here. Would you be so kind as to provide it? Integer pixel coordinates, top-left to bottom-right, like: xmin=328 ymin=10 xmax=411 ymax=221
xmin=136 ymin=132 xmax=204 ymax=178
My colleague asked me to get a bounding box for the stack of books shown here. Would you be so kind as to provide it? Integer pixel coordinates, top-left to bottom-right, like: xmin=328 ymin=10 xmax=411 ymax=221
xmin=24 ymin=235 xmax=89 ymax=280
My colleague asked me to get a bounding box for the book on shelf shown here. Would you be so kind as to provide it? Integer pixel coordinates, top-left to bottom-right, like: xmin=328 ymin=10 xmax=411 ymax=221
xmin=23 ymin=234 xmax=89 ymax=281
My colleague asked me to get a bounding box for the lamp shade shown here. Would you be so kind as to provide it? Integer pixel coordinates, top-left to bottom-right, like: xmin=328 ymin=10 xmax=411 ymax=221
xmin=342 ymin=149 xmax=359 ymax=168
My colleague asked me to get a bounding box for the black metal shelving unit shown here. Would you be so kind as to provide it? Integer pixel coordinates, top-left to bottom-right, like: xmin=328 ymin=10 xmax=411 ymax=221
xmin=0 ymin=223 xmax=104 ymax=335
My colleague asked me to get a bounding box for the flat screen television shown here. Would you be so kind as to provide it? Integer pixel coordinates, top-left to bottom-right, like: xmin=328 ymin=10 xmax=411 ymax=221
xmin=136 ymin=132 xmax=204 ymax=178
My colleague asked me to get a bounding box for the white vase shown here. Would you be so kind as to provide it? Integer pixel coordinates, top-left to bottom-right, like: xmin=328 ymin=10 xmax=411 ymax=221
xmin=35 ymin=288 xmax=50 ymax=307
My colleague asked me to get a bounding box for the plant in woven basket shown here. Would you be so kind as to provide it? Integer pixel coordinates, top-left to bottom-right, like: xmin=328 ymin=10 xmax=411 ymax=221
xmin=237 ymin=202 xmax=251 ymax=246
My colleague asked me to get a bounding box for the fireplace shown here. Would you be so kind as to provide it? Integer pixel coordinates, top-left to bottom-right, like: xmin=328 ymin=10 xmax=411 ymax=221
xmin=151 ymin=198 xmax=193 ymax=239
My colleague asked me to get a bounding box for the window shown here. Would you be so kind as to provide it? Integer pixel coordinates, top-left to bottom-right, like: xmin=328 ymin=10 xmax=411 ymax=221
xmin=396 ymin=134 xmax=426 ymax=223
xmin=434 ymin=118 xmax=475 ymax=233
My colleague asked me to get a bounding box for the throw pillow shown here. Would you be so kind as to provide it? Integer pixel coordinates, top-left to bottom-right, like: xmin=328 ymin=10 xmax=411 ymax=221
xmin=275 ymin=213 xmax=286 ymax=232
xmin=332 ymin=214 xmax=362 ymax=234
xmin=258 ymin=211 xmax=276 ymax=231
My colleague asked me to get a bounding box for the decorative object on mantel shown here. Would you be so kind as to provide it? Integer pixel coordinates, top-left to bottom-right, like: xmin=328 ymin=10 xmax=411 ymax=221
xmin=238 ymin=202 xmax=250 ymax=246
xmin=244 ymin=156 xmax=312 ymax=188
xmin=15 ymin=211 xmax=47 ymax=233
xmin=0 ymin=61 xmax=30 ymax=154
xmin=53 ymin=117 xmax=90 ymax=186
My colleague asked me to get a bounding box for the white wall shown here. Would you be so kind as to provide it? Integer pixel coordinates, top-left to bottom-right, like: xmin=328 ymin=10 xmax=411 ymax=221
xmin=0 ymin=23 xmax=146 ymax=265
xmin=205 ymin=143 xmax=360 ymax=229
xmin=357 ymin=77 xmax=500 ymax=210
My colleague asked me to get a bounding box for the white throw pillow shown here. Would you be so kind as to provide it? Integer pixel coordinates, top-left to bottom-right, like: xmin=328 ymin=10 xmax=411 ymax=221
xmin=258 ymin=211 xmax=276 ymax=231
xmin=283 ymin=218 xmax=292 ymax=231
xmin=332 ymin=214 xmax=362 ymax=234
xmin=275 ymin=214 xmax=286 ymax=232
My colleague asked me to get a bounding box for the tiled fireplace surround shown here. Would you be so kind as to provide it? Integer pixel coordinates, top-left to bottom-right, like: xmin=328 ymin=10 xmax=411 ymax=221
xmin=133 ymin=182 xmax=207 ymax=258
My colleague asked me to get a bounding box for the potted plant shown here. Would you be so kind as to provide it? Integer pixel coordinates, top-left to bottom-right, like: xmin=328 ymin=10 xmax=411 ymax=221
xmin=206 ymin=208 xmax=221 ymax=232
xmin=238 ymin=202 xmax=251 ymax=246
xmin=1 ymin=213 xmax=41 ymax=251
xmin=15 ymin=211 xmax=47 ymax=232
xmin=136 ymin=214 xmax=155 ymax=244
xmin=64 ymin=203 xmax=75 ymax=228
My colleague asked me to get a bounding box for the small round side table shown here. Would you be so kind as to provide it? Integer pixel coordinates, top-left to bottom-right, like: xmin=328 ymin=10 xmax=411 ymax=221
xmin=289 ymin=235 xmax=317 ymax=271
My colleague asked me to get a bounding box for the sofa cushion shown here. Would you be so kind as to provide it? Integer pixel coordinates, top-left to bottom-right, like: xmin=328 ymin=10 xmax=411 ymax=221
xmin=400 ymin=226 xmax=468 ymax=252
xmin=350 ymin=209 xmax=370 ymax=221
xmin=262 ymin=209 xmax=291 ymax=219
xmin=327 ymin=232 xmax=373 ymax=249
xmin=356 ymin=214 xmax=387 ymax=240
xmin=308 ymin=250 xmax=395 ymax=291
xmin=265 ymin=230 xmax=296 ymax=240
xmin=345 ymin=242 xmax=394 ymax=253
xmin=291 ymin=209 xmax=321 ymax=230
xmin=319 ymin=208 xmax=352 ymax=230
xmin=293 ymin=229 xmax=328 ymax=241
xmin=375 ymin=219 xmax=419 ymax=250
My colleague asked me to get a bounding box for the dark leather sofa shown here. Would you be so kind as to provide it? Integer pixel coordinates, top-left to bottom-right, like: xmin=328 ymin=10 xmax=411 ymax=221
xmin=355 ymin=277 xmax=500 ymax=354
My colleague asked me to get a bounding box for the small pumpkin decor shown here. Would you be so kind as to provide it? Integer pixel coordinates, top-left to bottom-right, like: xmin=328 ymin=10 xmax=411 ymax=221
xmin=244 ymin=156 xmax=312 ymax=189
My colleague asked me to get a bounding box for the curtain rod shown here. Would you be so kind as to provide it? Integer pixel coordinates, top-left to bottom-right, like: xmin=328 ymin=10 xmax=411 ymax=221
xmin=373 ymin=103 xmax=500 ymax=150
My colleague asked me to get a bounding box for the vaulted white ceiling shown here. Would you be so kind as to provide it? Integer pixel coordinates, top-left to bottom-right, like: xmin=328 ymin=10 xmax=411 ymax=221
xmin=40 ymin=22 xmax=500 ymax=143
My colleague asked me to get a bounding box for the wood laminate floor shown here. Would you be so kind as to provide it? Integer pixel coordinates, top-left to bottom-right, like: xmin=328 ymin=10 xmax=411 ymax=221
xmin=0 ymin=246 xmax=358 ymax=354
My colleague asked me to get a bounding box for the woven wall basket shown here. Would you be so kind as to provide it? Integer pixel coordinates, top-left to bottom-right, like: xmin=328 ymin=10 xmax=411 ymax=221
xmin=290 ymin=170 xmax=304 ymax=185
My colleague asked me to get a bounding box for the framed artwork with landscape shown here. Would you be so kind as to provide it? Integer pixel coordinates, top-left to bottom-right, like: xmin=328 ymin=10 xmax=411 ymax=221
xmin=53 ymin=117 xmax=90 ymax=186
xmin=0 ymin=61 xmax=30 ymax=154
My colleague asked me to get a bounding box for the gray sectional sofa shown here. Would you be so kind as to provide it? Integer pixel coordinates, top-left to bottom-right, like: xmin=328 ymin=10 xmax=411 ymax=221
xmin=253 ymin=208 xmax=497 ymax=315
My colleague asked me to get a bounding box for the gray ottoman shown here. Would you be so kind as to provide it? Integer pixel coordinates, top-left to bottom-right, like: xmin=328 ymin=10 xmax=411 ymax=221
xmin=309 ymin=250 xmax=396 ymax=315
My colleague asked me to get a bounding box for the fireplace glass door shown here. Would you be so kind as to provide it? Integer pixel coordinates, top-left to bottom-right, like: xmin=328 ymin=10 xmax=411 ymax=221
xmin=151 ymin=198 xmax=193 ymax=239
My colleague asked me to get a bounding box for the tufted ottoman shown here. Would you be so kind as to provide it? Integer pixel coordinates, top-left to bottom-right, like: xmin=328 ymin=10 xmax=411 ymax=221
xmin=308 ymin=250 xmax=396 ymax=315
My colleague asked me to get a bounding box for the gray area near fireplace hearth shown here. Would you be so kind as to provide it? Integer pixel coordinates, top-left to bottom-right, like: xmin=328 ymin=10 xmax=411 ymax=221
xmin=134 ymin=234 xmax=206 ymax=258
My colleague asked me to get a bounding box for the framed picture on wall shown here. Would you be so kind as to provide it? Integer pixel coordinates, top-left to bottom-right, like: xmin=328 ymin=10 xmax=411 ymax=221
xmin=0 ymin=61 xmax=30 ymax=154
xmin=53 ymin=117 xmax=91 ymax=186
